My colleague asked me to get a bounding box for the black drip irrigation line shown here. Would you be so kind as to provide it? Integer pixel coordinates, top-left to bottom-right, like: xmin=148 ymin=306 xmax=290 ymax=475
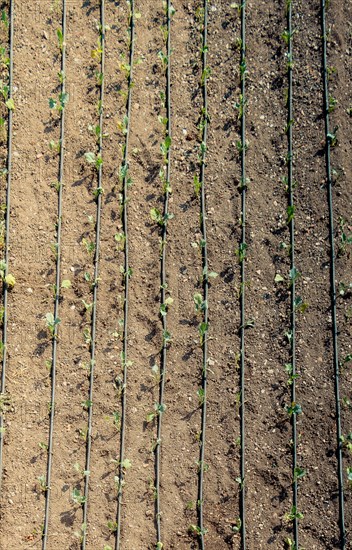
xmin=239 ymin=1 xmax=246 ymax=547
xmin=82 ymin=1 xmax=105 ymax=546
xmin=197 ymin=0 xmax=208 ymax=547
xmin=320 ymin=0 xmax=345 ymax=546
xmin=286 ymin=1 xmax=299 ymax=546
xmin=155 ymin=0 xmax=171 ymax=545
xmin=115 ymin=2 xmax=135 ymax=548
xmin=0 ymin=0 xmax=14 ymax=495
xmin=42 ymin=1 xmax=67 ymax=548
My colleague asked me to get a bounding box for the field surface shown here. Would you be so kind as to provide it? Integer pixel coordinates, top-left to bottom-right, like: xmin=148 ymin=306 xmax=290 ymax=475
xmin=0 ymin=0 xmax=351 ymax=549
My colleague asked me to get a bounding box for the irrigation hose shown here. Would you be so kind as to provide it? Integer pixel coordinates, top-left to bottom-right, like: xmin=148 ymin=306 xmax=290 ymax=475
xmin=286 ymin=1 xmax=299 ymax=546
xmin=116 ymin=2 xmax=135 ymax=548
xmin=82 ymin=1 xmax=105 ymax=546
xmin=0 ymin=0 xmax=14 ymax=495
xmin=155 ymin=0 xmax=172 ymax=544
xmin=320 ymin=0 xmax=345 ymax=546
xmin=42 ymin=1 xmax=67 ymax=548
xmin=197 ymin=0 xmax=208 ymax=547
xmin=239 ymin=1 xmax=246 ymax=547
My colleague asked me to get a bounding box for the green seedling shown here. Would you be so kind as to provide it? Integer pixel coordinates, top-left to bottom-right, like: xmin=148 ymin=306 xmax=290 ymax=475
xmin=294 ymin=296 xmax=308 ymax=313
xmin=201 ymin=66 xmax=211 ymax=85
xmin=160 ymin=135 xmax=171 ymax=159
xmin=286 ymin=402 xmax=302 ymax=416
xmin=93 ymin=186 xmax=104 ymax=199
xmin=198 ymin=322 xmax=208 ymax=344
xmin=160 ymin=296 xmax=173 ymax=317
xmin=285 ymin=538 xmax=297 ymax=550
xmin=45 ymin=312 xmax=60 ymax=336
xmin=328 ymin=95 xmax=337 ymax=113
xmin=0 ymin=47 xmax=9 ymax=68
xmin=197 ymin=388 xmax=205 ymax=406
xmin=236 ymin=242 xmax=247 ymax=263
xmin=5 ymin=98 xmax=14 ymax=110
xmin=347 ymin=467 xmax=352 ymax=486
xmin=234 ymin=94 xmax=246 ymax=119
xmin=231 ymin=517 xmax=242 ymax=534
xmin=83 ymin=327 xmax=91 ymax=345
xmin=95 ymin=71 xmax=103 ymax=86
xmin=284 ymin=363 xmax=299 ymax=385
xmin=91 ymin=36 xmax=103 ymax=61
xmin=82 ymin=238 xmax=95 ymax=255
xmin=72 ymin=488 xmax=86 ymax=505
xmin=146 ymin=402 xmax=166 ymax=423
xmin=0 ymin=81 xmax=9 ymax=101
xmin=84 ymin=151 xmax=103 ymax=171
xmin=157 ymin=50 xmax=168 ymax=67
xmin=150 ymin=207 xmax=173 ymax=226
xmin=57 ymin=29 xmax=64 ymax=51
xmin=338 ymin=218 xmax=352 ymax=257
xmin=194 ymin=293 xmax=207 ymax=314
xmin=49 ymin=140 xmax=61 ymax=153
xmin=289 ymin=267 xmax=300 ymax=286
xmin=193 ymin=175 xmax=202 ymax=197
xmin=107 ymin=520 xmax=118 ymax=533
xmin=81 ymin=399 xmax=92 ymax=410
xmin=49 ymin=92 xmax=69 ymax=112
xmin=189 ymin=524 xmax=208 ymax=537
xmin=37 ymin=475 xmax=48 ymax=492
xmin=1 ymin=9 xmax=9 ymax=28
xmin=284 ymin=505 xmax=303 ymax=522
xmin=327 ymin=125 xmax=338 ymax=147
xmin=282 ymin=29 xmax=296 ymax=44
xmin=340 ymin=433 xmax=352 ymax=453
xmin=293 ymin=467 xmax=306 ymax=482
xmin=38 ymin=442 xmax=48 ymax=451
xmin=78 ymin=427 xmax=88 ymax=441
xmin=239 ymin=60 xmax=247 ymax=80
xmin=286 ymin=205 xmax=295 ymax=224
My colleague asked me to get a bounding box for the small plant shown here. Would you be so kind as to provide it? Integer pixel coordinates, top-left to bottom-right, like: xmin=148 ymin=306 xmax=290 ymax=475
xmin=84 ymin=151 xmax=103 ymax=171
xmin=284 ymin=363 xmax=299 ymax=386
xmin=231 ymin=517 xmax=242 ymax=534
xmin=72 ymin=488 xmax=86 ymax=505
xmin=347 ymin=467 xmax=352 ymax=486
xmin=327 ymin=125 xmax=338 ymax=147
xmin=340 ymin=433 xmax=352 ymax=453
xmin=293 ymin=466 xmax=306 ymax=482
xmin=284 ymin=505 xmax=303 ymax=522
xmin=328 ymin=95 xmax=337 ymax=112
xmin=45 ymin=312 xmax=61 ymax=337
xmin=107 ymin=520 xmax=118 ymax=532
xmin=286 ymin=402 xmax=302 ymax=416
xmin=189 ymin=524 xmax=208 ymax=537
xmin=37 ymin=475 xmax=48 ymax=493
xmin=236 ymin=242 xmax=247 ymax=263
xmin=57 ymin=28 xmax=64 ymax=51
xmin=146 ymin=402 xmax=166 ymax=423
xmin=337 ymin=218 xmax=352 ymax=257
xmin=286 ymin=205 xmax=295 ymax=224
xmin=294 ymin=296 xmax=308 ymax=313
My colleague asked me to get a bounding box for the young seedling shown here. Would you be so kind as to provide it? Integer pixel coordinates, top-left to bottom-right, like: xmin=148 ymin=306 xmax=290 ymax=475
xmin=72 ymin=488 xmax=86 ymax=505
xmin=45 ymin=312 xmax=61 ymax=337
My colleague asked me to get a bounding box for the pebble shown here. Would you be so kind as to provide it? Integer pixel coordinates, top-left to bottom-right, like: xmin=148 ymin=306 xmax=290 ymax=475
xmin=27 ymin=288 xmax=33 ymax=293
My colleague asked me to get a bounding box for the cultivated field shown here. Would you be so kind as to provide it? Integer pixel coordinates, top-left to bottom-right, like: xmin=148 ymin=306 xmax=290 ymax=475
xmin=0 ymin=0 xmax=351 ymax=549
